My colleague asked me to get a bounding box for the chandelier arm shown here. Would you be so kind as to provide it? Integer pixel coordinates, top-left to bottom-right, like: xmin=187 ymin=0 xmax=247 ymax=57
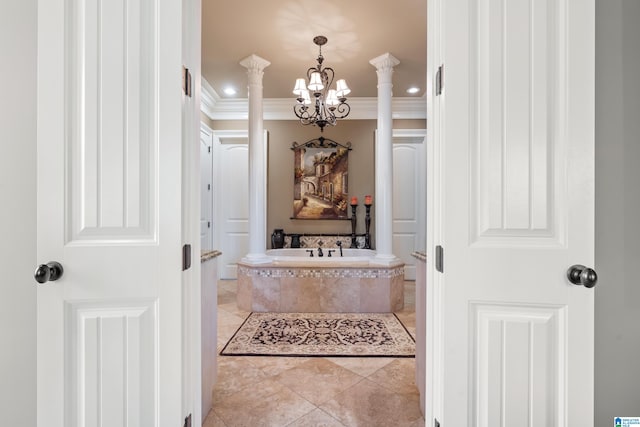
xmin=306 ymin=67 xmax=318 ymax=81
xmin=293 ymin=104 xmax=315 ymax=121
xmin=322 ymin=67 xmax=335 ymax=91
xmin=333 ymin=102 xmax=351 ymax=119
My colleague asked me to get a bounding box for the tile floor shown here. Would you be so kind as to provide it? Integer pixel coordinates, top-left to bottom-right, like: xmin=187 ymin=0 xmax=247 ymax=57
xmin=204 ymin=280 xmax=424 ymax=427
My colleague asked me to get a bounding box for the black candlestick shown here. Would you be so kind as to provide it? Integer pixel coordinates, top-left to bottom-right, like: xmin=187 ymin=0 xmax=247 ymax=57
xmin=350 ymin=204 xmax=358 ymax=248
xmin=364 ymin=203 xmax=372 ymax=249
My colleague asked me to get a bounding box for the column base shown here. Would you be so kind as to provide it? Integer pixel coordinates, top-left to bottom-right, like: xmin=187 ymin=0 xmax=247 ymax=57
xmin=371 ymin=253 xmax=403 ymax=266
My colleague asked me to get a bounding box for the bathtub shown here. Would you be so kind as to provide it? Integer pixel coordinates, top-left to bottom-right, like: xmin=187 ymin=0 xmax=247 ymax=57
xmin=236 ymin=248 xmax=405 ymax=313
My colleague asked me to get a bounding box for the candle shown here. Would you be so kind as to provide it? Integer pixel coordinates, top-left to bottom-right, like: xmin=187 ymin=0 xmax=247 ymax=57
xmin=350 ymin=196 xmax=358 ymax=205
xmin=365 ymin=195 xmax=372 ymax=205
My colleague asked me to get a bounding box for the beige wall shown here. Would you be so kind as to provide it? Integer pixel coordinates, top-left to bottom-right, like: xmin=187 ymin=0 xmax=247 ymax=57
xmin=1 ymin=0 xmax=37 ymax=424
xmin=210 ymin=118 xmax=426 ymax=245
xmin=595 ymin=0 xmax=640 ymax=423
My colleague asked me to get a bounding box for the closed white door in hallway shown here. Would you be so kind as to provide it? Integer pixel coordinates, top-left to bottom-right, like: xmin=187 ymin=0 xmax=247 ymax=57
xmin=392 ymin=130 xmax=426 ymax=280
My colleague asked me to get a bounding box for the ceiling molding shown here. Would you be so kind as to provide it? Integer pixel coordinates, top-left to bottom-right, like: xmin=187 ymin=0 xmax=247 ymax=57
xmin=200 ymin=78 xmax=220 ymax=119
xmin=201 ymin=79 xmax=426 ymax=121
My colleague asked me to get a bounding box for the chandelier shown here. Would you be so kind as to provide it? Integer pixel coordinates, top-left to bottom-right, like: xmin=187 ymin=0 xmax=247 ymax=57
xmin=293 ymin=36 xmax=351 ymax=132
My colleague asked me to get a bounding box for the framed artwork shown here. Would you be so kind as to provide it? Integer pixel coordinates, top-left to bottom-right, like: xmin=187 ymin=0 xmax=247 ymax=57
xmin=291 ymin=136 xmax=352 ymax=219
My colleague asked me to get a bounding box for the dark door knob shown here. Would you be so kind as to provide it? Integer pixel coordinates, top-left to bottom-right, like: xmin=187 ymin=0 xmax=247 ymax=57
xmin=34 ymin=261 xmax=64 ymax=284
xmin=566 ymin=264 xmax=598 ymax=288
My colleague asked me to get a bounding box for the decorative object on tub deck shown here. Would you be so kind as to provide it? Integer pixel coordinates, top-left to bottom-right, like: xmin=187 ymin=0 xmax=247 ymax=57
xmin=364 ymin=195 xmax=372 ymax=249
xmin=291 ymin=136 xmax=352 ymax=220
xmin=271 ymin=229 xmax=285 ymax=249
xmin=220 ymin=312 xmax=415 ymax=357
xmin=350 ymin=200 xmax=358 ymax=248
xmin=289 ymin=233 xmax=301 ymax=248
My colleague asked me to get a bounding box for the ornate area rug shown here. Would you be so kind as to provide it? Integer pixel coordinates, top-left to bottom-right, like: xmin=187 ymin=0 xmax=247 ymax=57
xmin=220 ymin=312 xmax=415 ymax=357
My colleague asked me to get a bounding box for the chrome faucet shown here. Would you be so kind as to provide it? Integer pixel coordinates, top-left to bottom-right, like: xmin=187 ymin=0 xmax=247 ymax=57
xmin=317 ymin=247 xmax=323 ymax=257
xmin=336 ymin=241 xmax=343 ymax=257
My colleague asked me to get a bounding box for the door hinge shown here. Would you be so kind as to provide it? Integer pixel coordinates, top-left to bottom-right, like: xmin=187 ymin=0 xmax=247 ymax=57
xmin=434 ymin=418 xmax=441 ymax=427
xmin=207 ymin=221 xmax=211 ymax=229
xmin=182 ymin=66 xmax=192 ymax=97
xmin=184 ymin=413 xmax=192 ymax=427
xmin=208 ymin=146 xmax=212 ymax=153
xmin=435 ymin=245 xmax=444 ymax=273
xmin=435 ymin=64 xmax=444 ymax=96
xmin=207 ymin=183 xmax=211 ymax=191
xmin=182 ymin=244 xmax=192 ymax=271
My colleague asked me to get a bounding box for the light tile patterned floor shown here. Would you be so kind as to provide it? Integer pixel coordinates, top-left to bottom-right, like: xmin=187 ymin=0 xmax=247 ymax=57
xmin=204 ymin=280 xmax=424 ymax=427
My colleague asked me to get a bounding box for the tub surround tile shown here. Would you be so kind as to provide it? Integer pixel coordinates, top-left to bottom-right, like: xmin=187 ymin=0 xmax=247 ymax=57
xmin=280 ymin=277 xmax=321 ymax=312
xmin=237 ymin=262 xmax=405 ymax=313
xmin=390 ymin=276 xmax=406 ymax=312
xmin=321 ymin=278 xmax=361 ymax=313
xmin=360 ymin=278 xmax=392 ymax=312
xmin=236 ymin=274 xmax=254 ymax=312
xmin=251 ymin=277 xmax=281 ymax=312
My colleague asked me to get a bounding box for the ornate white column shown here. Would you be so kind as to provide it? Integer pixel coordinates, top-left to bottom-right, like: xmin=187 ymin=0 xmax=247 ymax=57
xmin=240 ymin=54 xmax=270 ymax=263
xmin=370 ymin=53 xmax=400 ymax=263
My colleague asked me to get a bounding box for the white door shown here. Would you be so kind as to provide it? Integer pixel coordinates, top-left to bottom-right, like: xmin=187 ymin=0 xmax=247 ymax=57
xmin=37 ymin=0 xmax=184 ymax=425
xmin=433 ymin=0 xmax=595 ymax=425
xmin=201 ymin=125 xmax=214 ymax=250
xmin=392 ymin=130 xmax=427 ymax=280
xmin=213 ymin=131 xmax=249 ymax=279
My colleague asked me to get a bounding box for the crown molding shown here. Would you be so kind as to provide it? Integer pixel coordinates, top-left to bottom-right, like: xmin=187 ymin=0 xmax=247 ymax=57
xmin=200 ymin=78 xmax=220 ymax=119
xmin=200 ymin=78 xmax=426 ymax=121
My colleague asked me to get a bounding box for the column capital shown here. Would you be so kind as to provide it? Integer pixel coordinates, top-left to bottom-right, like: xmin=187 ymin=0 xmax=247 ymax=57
xmin=369 ymin=52 xmax=400 ymax=73
xmin=239 ymin=54 xmax=271 ymax=75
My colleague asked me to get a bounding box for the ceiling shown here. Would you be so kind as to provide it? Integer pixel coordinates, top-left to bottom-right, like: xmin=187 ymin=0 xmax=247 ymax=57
xmin=201 ymin=0 xmax=427 ymax=101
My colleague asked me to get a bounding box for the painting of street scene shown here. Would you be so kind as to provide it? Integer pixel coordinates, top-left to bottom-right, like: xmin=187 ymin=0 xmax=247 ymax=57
xmin=292 ymin=137 xmax=350 ymax=219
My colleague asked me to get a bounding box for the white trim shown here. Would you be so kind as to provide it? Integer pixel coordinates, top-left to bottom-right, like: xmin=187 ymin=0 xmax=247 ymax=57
xmin=200 ymin=79 xmax=427 ymax=121
xmin=200 ymin=78 xmax=220 ymax=120
xmin=426 ymin=0 xmax=443 ymax=424
xmin=183 ymin=0 xmax=203 ymax=424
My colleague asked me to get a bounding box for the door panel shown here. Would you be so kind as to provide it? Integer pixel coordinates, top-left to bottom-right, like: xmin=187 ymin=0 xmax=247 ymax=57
xmin=67 ymin=0 xmax=156 ymax=241
xmin=470 ymin=0 xmax=563 ymax=245
xmin=37 ymin=0 xmax=183 ymax=425
xmin=437 ymin=0 xmax=594 ymax=424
